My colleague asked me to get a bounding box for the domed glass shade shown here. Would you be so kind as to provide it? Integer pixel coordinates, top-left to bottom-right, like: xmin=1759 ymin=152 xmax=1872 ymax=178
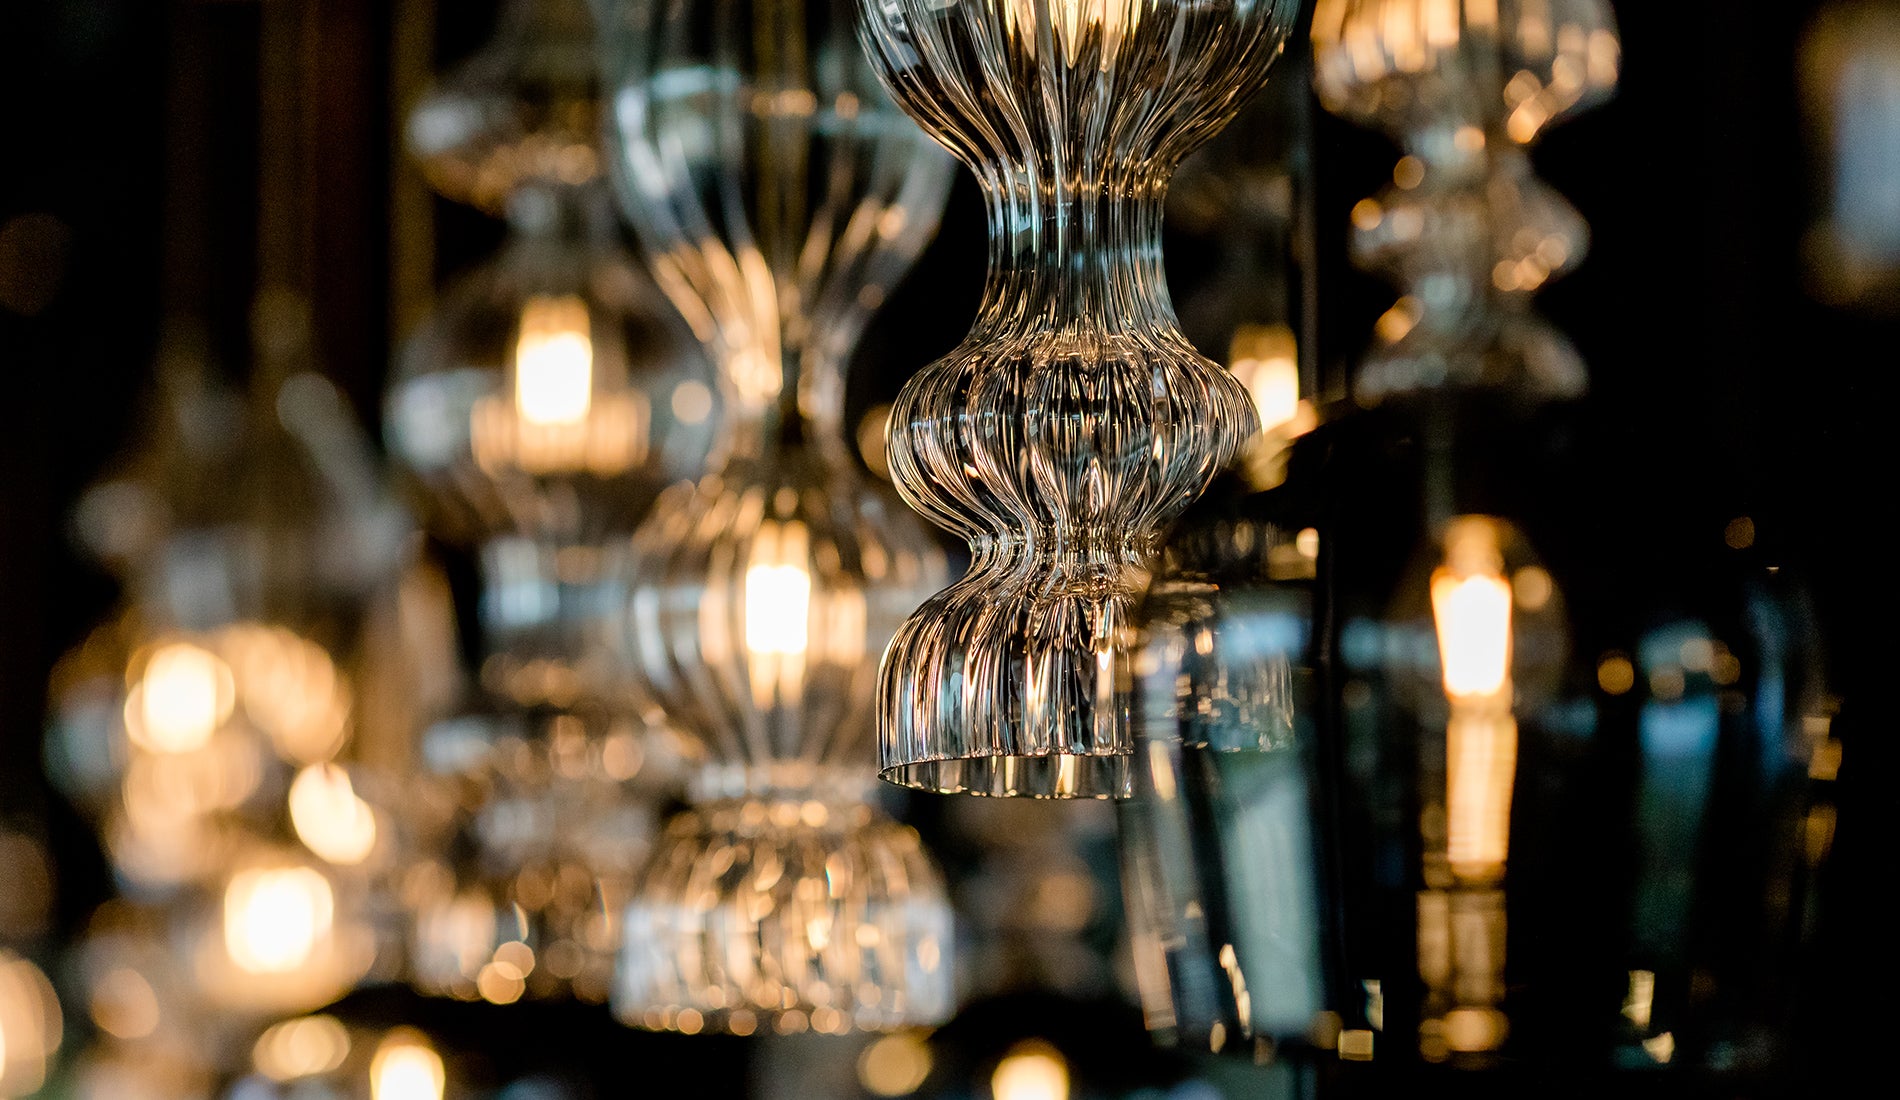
xmin=614 ymin=777 xmax=953 ymax=1035
xmin=859 ymin=0 xmax=1304 ymax=797
xmin=598 ymin=0 xmax=957 ymax=1031
xmin=51 ymin=364 xmax=414 ymax=898
xmin=403 ymin=706 xmax=667 ymax=1005
xmin=407 ymin=0 xmax=604 ymax=215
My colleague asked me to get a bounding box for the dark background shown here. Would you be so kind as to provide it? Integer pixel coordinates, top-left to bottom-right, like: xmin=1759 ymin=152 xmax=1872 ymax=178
xmin=0 ymin=0 xmax=1885 ymax=1094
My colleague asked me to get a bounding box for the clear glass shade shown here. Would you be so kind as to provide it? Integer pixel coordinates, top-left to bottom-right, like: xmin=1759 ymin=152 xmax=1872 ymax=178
xmin=1312 ymin=0 xmax=1620 ymax=406
xmin=598 ymin=0 xmax=957 ymax=1032
xmin=614 ymin=779 xmax=953 ymax=1035
xmin=859 ymin=0 xmax=1304 ymax=797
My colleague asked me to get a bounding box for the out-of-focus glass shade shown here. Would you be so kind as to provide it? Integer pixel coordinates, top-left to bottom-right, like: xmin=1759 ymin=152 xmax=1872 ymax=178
xmin=859 ymin=0 xmax=1303 ymax=797
xmin=1310 ymin=0 xmax=1619 ymax=408
xmin=182 ymin=849 xmax=377 ymax=1018
xmin=403 ymin=706 xmax=667 ymax=1005
xmin=387 ymin=188 xmax=716 ymax=552
xmin=407 ymin=0 xmax=603 ymax=214
xmin=598 ymin=0 xmax=957 ymax=1034
xmin=614 ymin=785 xmax=953 ymax=1035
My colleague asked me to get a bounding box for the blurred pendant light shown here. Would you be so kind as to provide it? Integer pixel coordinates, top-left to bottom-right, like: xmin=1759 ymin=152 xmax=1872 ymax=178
xmin=388 ymin=0 xmax=718 ymax=1005
xmin=598 ymin=0 xmax=956 ymax=1033
xmin=390 ymin=0 xmax=717 ymax=711
xmin=858 ymin=0 xmax=1304 ymax=798
xmin=1311 ymin=0 xmax=1619 ymax=407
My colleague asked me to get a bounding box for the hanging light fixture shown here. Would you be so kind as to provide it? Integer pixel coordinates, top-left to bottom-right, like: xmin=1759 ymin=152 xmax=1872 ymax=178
xmin=858 ymin=0 xmax=1305 ymax=798
xmin=597 ymin=0 xmax=958 ymax=1033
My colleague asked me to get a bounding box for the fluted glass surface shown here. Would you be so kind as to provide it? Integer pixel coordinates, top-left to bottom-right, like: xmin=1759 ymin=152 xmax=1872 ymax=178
xmin=859 ymin=0 xmax=1302 ymax=797
xmin=615 ymin=777 xmax=952 ymax=1035
xmin=599 ymin=0 xmax=956 ymax=1032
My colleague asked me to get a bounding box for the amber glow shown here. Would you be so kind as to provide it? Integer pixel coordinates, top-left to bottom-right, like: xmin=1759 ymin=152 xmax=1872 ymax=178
xmin=514 ymin=295 xmax=594 ymax=426
xmin=288 ymin=764 xmax=379 ymax=865
xmin=469 ymin=293 xmax=646 ymax=475
xmin=0 ymin=954 xmax=61 ymax=1098
xmin=1228 ymin=324 xmax=1308 ymax=436
xmin=223 ymin=866 xmax=335 ymax=975
xmin=126 ymin=642 xmax=234 ymax=754
xmin=222 ymin=625 xmax=351 ymax=764
xmin=254 ymin=1015 xmax=351 ymax=1081
xmin=370 ymin=1029 xmax=445 ymax=1100
xmin=859 ymin=1032 xmax=933 ymax=1097
xmin=991 ymin=1041 xmax=1069 ymax=1100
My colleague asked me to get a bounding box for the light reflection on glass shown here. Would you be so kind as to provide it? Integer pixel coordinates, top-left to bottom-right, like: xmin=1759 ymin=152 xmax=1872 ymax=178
xmin=223 ymin=866 xmax=336 ymax=975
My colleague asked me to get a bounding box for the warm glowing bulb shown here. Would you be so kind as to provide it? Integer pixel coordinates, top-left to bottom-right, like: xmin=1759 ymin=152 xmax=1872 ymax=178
xmin=992 ymin=1041 xmax=1069 ymax=1100
xmin=1432 ymin=572 xmax=1513 ymax=699
xmin=370 ymin=1029 xmax=445 ymax=1100
xmin=289 ymin=764 xmax=379 ymax=865
xmin=223 ymin=867 xmax=335 ymax=975
xmin=127 ymin=642 xmax=234 ymax=753
xmin=745 ymin=521 xmax=813 ymax=657
xmin=1228 ymin=325 xmax=1303 ymax=435
xmin=514 ymin=295 xmax=594 ymax=426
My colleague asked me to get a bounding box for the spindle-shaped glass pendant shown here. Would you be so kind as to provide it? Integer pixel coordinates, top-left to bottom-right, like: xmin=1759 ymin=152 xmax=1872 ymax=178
xmin=859 ymin=0 xmax=1304 ymax=797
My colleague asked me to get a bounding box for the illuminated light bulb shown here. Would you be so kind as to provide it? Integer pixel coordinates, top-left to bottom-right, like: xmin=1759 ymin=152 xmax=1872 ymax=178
xmin=1431 ymin=519 xmax=1514 ymax=702
xmin=370 ymin=1029 xmax=445 ymax=1100
xmin=223 ymin=866 xmax=335 ymax=975
xmin=515 ymin=294 xmax=594 ymax=426
xmin=254 ymin=1015 xmax=351 ymax=1081
xmin=288 ymin=764 xmax=379 ymax=865
xmin=991 ymin=1041 xmax=1069 ymax=1100
xmin=126 ymin=642 xmax=234 ymax=754
xmin=744 ymin=521 xmax=814 ymax=657
xmin=1228 ymin=325 xmax=1305 ymax=436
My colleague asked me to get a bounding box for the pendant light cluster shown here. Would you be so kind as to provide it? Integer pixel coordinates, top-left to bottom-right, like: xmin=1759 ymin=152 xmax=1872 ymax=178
xmin=35 ymin=0 xmax=1848 ymax=1089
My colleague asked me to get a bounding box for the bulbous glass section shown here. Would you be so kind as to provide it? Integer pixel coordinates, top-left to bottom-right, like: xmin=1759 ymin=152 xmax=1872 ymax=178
xmin=859 ymin=0 xmax=1304 ymax=797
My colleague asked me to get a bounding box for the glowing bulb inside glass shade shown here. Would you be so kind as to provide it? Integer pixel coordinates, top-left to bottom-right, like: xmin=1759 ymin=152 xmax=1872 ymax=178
xmin=1430 ymin=521 xmax=1514 ymax=701
xmin=1228 ymin=324 xmax=1304 ymax=436
xmin=222 ymin=866 xmax=335 ymax=975
xmin=739 ymin=520 xmax=822 ymax=710
xmin=126 ymin=642 xmax=234 ymax=754
xmin=288 ymin=764 xmax=379 ymax=865
xmin=515 ymin=294 xmax=594 ymax=426
xmin=1429 ymin=517 xmax=1518 ymax=879
xmin=370 ymin=1029 xmax=445 ymax=1100
xmin=992 ymin=1041 xmax=1069 ymax=1100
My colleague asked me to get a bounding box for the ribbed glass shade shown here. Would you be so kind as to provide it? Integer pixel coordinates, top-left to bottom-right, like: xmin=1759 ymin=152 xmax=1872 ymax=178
xmin=598 ymin=0 xmax=956 ymax=1033
xmin=859 ymin=0 xmax=1303 ymax=797
xmin=613 ymin=771 xmax=953 ymax=1035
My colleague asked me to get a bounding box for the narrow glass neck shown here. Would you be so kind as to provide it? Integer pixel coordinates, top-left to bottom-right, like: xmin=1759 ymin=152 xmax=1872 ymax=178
xmin=974 ymin=168 xmax=1177 ymax=337
xmin=713 ymin=344 xmax=850 ymax=467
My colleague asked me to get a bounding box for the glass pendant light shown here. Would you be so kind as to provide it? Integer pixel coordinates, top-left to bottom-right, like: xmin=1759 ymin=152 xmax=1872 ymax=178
xmin=597 ymin=0 xmax=957 ymax=1033
xmin=858 ymin=0 xmax=1305 ymax=798
xmin=1310 ymin=0 xmax=1619 ymax=406
xmin=389 ymin=0 xmax=718 ymax=710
